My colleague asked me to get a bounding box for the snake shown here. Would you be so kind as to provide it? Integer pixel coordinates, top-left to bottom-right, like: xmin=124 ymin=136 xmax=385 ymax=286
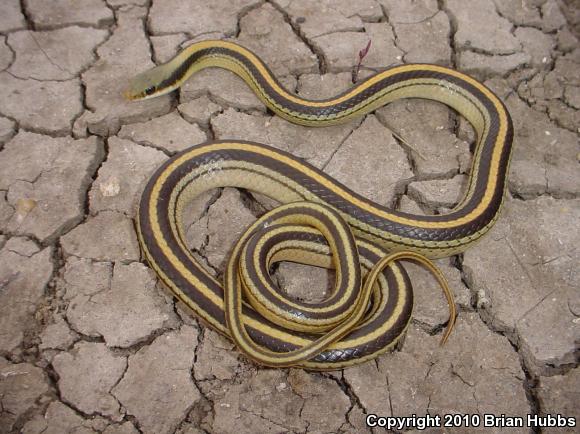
xmin=126 ymin=40 xmax=513 ymax=370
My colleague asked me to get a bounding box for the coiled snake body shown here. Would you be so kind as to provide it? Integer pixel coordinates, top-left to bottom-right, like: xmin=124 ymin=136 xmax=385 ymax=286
xmin=127 ymin=40 xmax=513 ymax=369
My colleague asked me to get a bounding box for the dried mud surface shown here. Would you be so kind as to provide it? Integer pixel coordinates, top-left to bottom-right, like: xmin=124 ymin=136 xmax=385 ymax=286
xmin=0 ymin=1 xmax=578 ymax=433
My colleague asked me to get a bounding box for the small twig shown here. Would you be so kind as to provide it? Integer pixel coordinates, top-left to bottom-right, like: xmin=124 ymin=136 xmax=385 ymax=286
xmin=391 ymin=130 xmax=427 ymax=160
xmin=353 ymin=40 xmax=372 ymax=83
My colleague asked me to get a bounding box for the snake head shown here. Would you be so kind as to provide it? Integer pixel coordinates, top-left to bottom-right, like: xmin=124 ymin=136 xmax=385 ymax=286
xmin=123 ymin=64 xmax=171 ymax=101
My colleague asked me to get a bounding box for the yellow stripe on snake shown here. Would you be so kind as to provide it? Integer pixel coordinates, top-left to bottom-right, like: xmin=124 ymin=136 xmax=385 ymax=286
xmin=126 ymin=40 xmax=513 ymax=369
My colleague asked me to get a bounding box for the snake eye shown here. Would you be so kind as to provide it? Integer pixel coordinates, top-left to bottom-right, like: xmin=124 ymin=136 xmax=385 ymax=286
xmin=144 ymin=86 xmax=156 ymax=96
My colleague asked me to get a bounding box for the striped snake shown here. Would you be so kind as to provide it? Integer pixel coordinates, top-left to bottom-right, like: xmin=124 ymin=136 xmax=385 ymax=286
xmin=126 ymin=40 xmax=513 ymax=369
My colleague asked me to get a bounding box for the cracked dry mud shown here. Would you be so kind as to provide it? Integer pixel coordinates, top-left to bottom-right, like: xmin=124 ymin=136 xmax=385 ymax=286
xmin=0 ymin=1 xmax=578 ymax=433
